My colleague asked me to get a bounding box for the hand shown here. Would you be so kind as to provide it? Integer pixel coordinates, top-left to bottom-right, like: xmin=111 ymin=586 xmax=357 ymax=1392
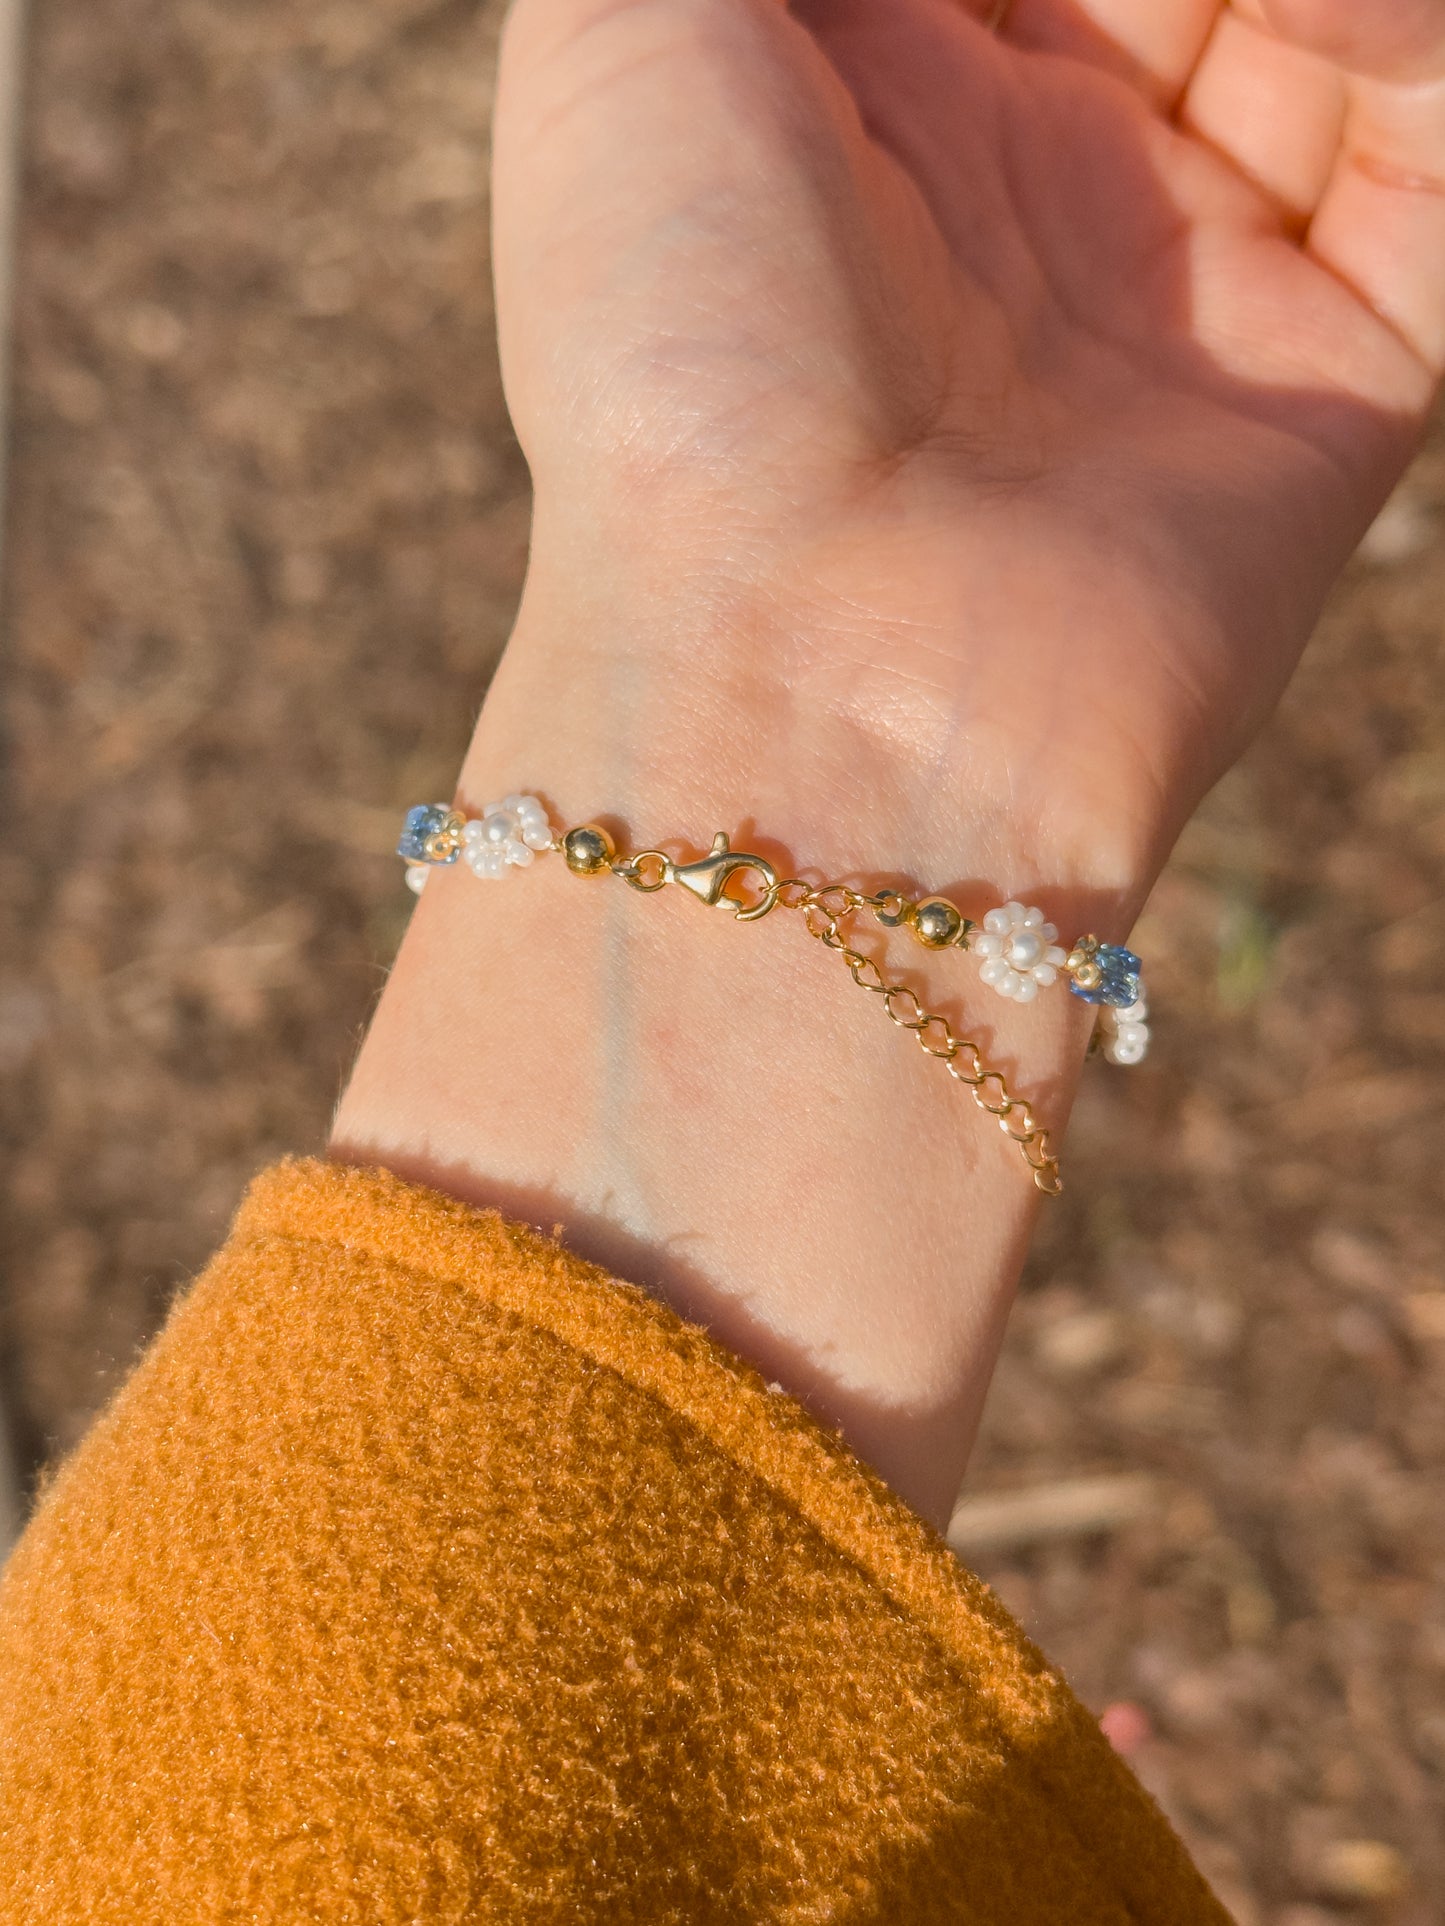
xmin=493 ymin=0 xmax=1445 ymax=883
xmin=337 ymin=0 xmax=1445 ymax=1524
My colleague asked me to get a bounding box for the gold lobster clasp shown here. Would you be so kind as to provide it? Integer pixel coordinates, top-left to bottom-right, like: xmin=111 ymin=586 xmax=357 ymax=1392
xmin=668 ymin=832 xmax=779 ymax=921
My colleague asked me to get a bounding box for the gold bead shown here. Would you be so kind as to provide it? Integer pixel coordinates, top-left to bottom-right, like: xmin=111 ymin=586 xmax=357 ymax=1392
xmin=908 ymin=895 xmax=965 ymax=950
xmin=563 ymin=823 xmax=616 ymax=876
xmin=1074 ymin=960 xmax=1102 ymax=991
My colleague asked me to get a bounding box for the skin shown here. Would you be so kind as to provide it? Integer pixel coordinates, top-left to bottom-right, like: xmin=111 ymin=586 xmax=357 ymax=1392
xmin=334 ymin=0 xmax=1445 ymax=1526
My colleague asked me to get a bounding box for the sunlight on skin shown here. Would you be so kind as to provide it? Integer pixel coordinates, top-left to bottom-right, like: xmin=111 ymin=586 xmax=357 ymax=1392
xmin=335 ymin=0 xmax=1445 ymax=1526
xmin=1181 ymin=13 xmax=1344 ymax=220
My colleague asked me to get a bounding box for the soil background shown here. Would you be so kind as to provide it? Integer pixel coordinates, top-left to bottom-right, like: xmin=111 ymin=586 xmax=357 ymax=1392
xmin=1 ymin=2 xmax=1443 ymax=1921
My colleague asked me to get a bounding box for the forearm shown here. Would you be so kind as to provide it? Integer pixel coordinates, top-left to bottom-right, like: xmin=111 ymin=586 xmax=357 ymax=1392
xmin=332 ymin=551 xmax=1161 ymax=1525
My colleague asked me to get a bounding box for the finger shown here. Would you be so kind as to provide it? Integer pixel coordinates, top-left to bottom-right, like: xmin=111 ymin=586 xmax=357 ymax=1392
xmin=1179 ymin=7 xmax=1345 ymax=223
xmin=1002 ymin=0 xmax=1221 ymax=107
xmin=1254 ymin=0 xmax=1445 ymax=82
xmin=1308 ymin=70 xmax=1445 ymax=372
xmin=1254 ymin=0 xmax=1445 ymax=370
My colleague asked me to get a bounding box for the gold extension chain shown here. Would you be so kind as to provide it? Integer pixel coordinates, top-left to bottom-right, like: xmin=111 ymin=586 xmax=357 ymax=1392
xmin=777 ymin=880 xmax=1062 ymax=1197
xmin=595 ymin=832 xmax=1062 ymax=1197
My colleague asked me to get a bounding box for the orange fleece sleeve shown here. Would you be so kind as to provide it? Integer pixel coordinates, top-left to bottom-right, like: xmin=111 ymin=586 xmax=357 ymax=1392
xmin=0 ymin=1159 xmax=1229 ymax=1923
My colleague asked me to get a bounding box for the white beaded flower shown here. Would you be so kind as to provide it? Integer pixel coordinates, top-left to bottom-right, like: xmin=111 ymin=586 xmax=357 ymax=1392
xmin=972 ymin=901 xmax=1068 ymax=1003
xmin=461 ymin=793 xmax=553 ymax=879
xmin=1100 ymin=996 xmax=1150 ymax=1066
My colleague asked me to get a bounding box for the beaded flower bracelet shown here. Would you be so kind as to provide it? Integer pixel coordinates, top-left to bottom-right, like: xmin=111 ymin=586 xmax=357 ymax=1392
xmin=398 ymin=795 xmax=1152 ymax=1196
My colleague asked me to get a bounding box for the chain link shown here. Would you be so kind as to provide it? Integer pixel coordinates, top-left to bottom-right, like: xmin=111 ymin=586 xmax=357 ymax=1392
xmin=574 ymin=836 xmax=1064 ymax=1197
xmin=773 ymin=882 xmax=1062 ymax=1196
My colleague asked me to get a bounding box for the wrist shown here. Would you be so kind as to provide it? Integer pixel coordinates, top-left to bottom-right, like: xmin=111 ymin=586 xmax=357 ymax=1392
xmin=485 ymin=531 xmax=1180 ymax=937
xmin=334 ymin=562 xmax=1170 ymax=1523
xmin=335 ymin=783 xmax=1091 ymax=1525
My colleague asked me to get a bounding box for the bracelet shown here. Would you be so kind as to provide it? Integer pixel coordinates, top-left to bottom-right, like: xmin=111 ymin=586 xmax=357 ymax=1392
xmin=397 ymin=795 xmax=1152 ymax=1198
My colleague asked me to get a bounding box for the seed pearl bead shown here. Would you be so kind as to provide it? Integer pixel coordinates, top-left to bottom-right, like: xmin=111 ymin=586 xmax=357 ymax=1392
xmin=404 ymin=864 xmax=429 ymax=895
xmin=978 ymin=900 xmax=1070 ymax=1000
xmin=563 ymin=823 xmax=616 ymax=876
xmin=1106 ymin=1032 xmax=1148 ymax=1066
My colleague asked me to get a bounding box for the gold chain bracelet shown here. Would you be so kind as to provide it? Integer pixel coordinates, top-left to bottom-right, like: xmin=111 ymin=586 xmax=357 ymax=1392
xmin=397 ymin=796 xmax=1156 ymax=1199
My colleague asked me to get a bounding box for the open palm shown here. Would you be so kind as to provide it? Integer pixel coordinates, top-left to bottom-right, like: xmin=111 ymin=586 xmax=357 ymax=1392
xmin=492 ymin=0 xmax=1445 ymax=889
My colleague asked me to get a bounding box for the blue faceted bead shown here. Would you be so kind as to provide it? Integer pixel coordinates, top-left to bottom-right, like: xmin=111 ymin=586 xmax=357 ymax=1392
xmin=398 ymin=803 xmax=459 ymax=864
xmin=1068 ymin=943 xmax=1143 ymax=1008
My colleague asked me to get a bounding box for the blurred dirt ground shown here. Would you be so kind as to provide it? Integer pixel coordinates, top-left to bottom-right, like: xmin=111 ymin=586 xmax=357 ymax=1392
xmin=1 ymin=2 xmax=1442 ymax=1920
